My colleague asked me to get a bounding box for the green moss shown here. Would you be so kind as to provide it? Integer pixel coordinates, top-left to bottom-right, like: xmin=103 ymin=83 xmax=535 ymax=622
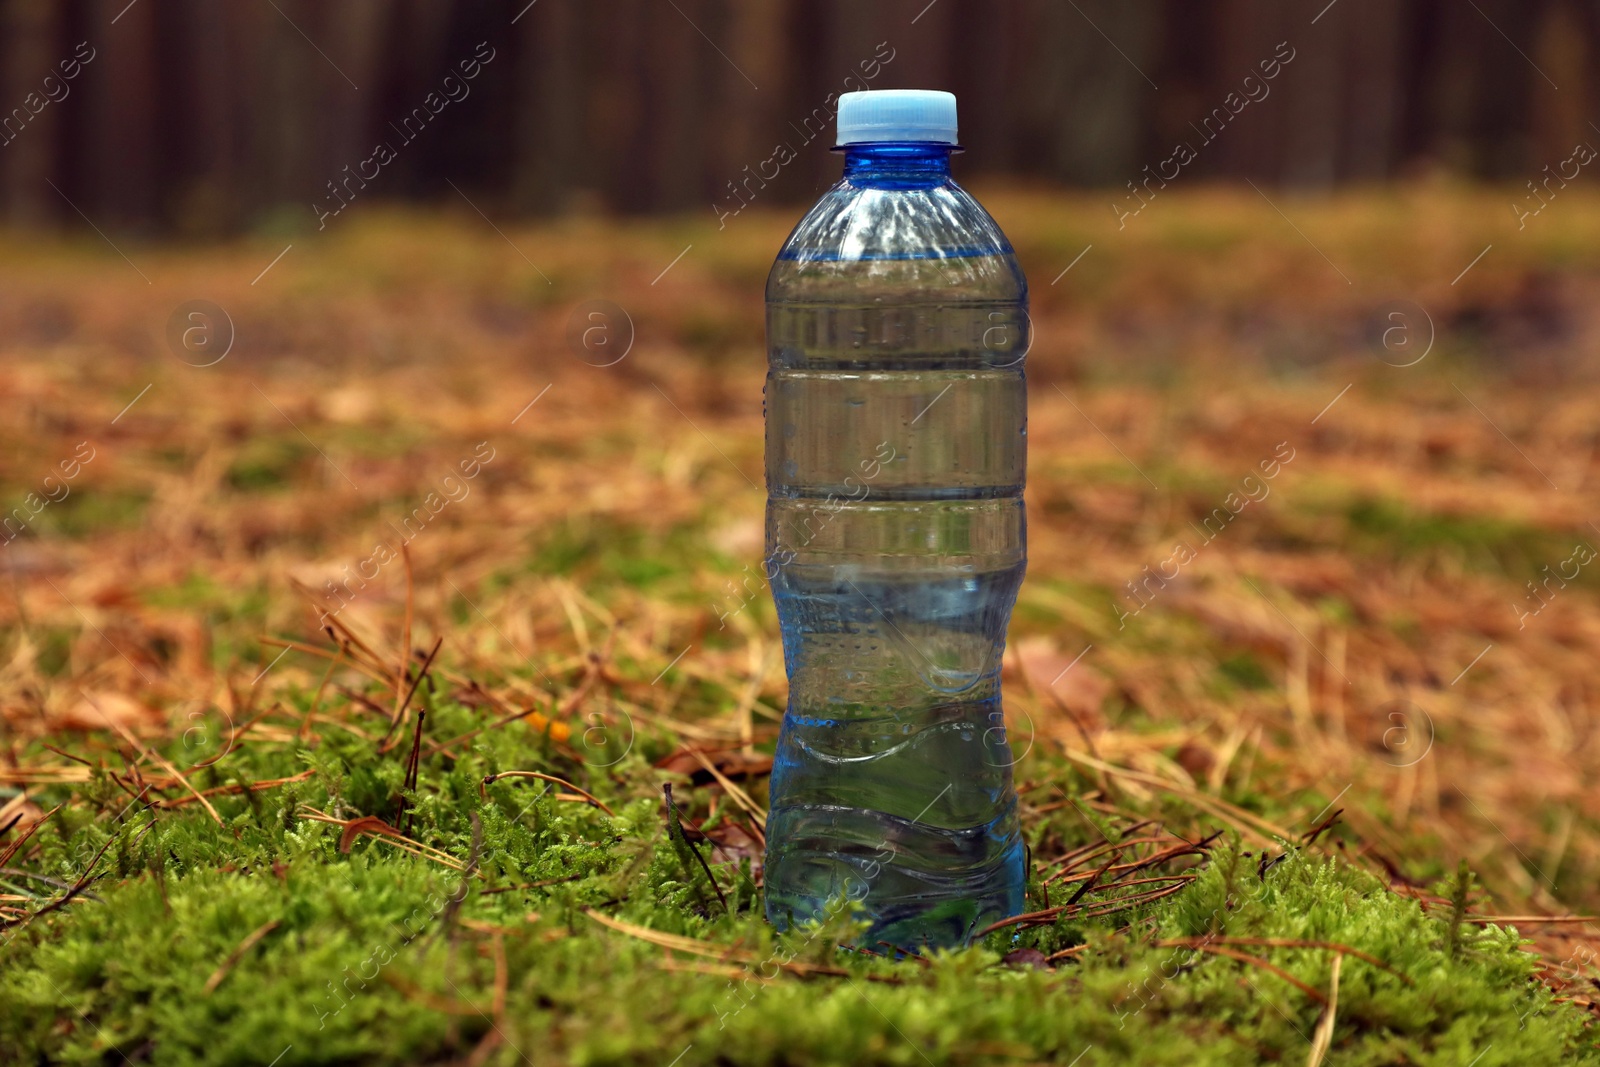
xmin=226 ymin=438 xmax=316 ymax=492
xmin=141 ymin=572 xmax=271 ymax=622
xmin=30 ymin=627 xmax=75 ymax=677
xmin=1215 ymin=652 xmax=1273 ymax=692
xmin=2 ymin=693 xmax=1595 ymax=1066
xmin=31 ymin=487 xmax=152 ymax=538
xmin=1342 ymin=496 xmax=1577 ymax=572
xmin=526 ymin=515 xmax=681 ymax=582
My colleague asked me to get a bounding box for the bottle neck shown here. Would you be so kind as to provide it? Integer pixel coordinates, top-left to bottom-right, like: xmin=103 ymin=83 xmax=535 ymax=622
xmin=841 ymin=142 xmax=953 ymax=186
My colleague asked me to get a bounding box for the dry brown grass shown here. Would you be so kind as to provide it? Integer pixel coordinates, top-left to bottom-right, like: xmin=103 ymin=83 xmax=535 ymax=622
xmin=4 ymin=184 xmax=1600 ymax=973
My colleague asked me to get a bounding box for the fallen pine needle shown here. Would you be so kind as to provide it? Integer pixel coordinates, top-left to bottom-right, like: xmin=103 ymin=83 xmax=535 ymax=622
xmin=297 ymin=808 xmax=467 ymax=871
xmin=1465 ymin=914 xmax=1600 ymax=926
xmin=491 ymin=932 xmax=508 ymax=1021
xmin=1062 ymin=750 xmax=1291 ymax=845
xmin=1192 ymin=943 xmax=1328 ymax=1005
xmin=1044 ymin=944 xmax=1091 ymax=962
xmin=396 ymin=545 xmax=416 ymax=730
xmin=154 ymin=769 xmax=316 ymax=809
xmin=0 ymin=803 xmax=63 ymax=867
xmin=1043 ymin=834 xmax=1174 ymax=874
xmin=976 ymin=879 xmax=1199 ymax=937
xmin=683 ymin=747 xmax=768 ymax=830
xmin=586 ymin=909 xmax=904 ymax=983
xmin=481 ymin=771 xmax=615 ymax=817
xmin=87 ymin=694 xmax=223 ymax=827
xmin=260 ymin=635 xmax=395 ymax=691
xmin=0 ymin=767 xmax=93 ymax=786
xmin=1306 ymin=953 xmax=1342 ymax=1067
xmin=204 ymin=919 xmax=281 ymax=993
xmin=381 ymin=971 xmax=491 ymax=1016
xmin=585 ymin=908 xmax=734 ymax=959
xmin=1154 ymin=937 xmax=1409 ymax=983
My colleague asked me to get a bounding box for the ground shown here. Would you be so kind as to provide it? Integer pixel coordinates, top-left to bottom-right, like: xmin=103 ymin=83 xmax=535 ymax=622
xmin=2 ymin=183 xmax=1600 ymax=1064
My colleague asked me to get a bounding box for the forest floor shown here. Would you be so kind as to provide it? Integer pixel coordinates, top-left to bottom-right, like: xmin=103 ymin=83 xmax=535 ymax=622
xmin=3 ymin=184 xmax=1600 ymax=1064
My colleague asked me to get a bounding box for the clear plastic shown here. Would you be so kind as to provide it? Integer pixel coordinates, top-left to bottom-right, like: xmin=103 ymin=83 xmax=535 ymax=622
xmin=762 ymin=141 xmax=1029 ymax=950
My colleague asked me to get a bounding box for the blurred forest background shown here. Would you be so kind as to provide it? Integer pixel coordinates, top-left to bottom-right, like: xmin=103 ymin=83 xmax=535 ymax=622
xmin=10 ymin=0 xmax=1600 ymax=1061
xmin=0 ymin=0 xmax=1595 ymax=233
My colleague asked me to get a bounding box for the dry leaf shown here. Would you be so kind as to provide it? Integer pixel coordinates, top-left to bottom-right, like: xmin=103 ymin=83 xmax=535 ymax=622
xmin=60 ymin=691 xmax=161 ymax=732
xmin=1011 ymin=636 xmax=1110 ymax=728
xmin=337 ymin=815 xmax=409 ymax=854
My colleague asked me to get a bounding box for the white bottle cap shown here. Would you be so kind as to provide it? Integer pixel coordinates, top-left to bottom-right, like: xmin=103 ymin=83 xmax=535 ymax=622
xmin=835 ymin=89 xmax=958 ymax=146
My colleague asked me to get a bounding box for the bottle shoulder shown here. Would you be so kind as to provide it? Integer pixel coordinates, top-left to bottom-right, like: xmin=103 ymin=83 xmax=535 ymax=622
xmin=766 ymin=178 xmax=1026 ymax=304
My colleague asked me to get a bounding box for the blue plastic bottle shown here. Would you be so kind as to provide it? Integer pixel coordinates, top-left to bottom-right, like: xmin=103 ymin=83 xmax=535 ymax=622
xmin=763 ymin=89 xmax=1028 ymax=950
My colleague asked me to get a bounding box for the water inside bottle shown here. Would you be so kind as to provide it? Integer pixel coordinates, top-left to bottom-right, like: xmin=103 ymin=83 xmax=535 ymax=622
xmin=763 ymin=286 xmax=1028 ymax=950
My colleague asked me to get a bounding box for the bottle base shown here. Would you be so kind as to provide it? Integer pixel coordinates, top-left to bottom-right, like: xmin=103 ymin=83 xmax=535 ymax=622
xmin=763 ymin=804 xmax=1025 ymax=952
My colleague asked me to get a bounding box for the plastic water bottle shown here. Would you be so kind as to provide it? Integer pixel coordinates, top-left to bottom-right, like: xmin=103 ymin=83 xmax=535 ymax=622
xmin=763 ymin=89 xmax=1028 ymax=950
